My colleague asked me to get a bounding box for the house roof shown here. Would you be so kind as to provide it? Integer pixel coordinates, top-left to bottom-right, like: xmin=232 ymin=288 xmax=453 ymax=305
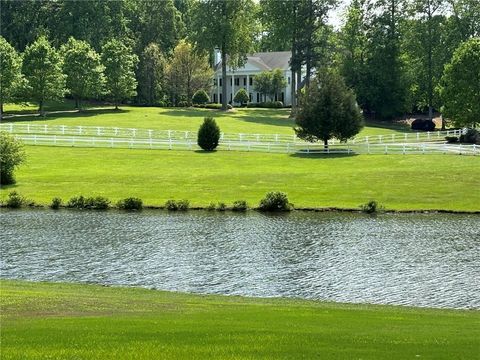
xmin=214 ymin=51 xmax=291 ymax=72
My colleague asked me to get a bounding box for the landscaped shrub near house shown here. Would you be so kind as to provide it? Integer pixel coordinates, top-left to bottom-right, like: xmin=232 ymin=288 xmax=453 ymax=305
xmin=197 ymin=117 xmax=220 ymax=151
xmin=117 ymin=197 xmax=143 ymax=211
xmin=232 ymin=200 xmax=248 ymax=212
xmin=192 ymin=89 xmax=210 ymax=105
xmin=246 ymin=101 xmax=283 ymax=108
xmin=258 ymin=191 xmax=292 ymax=211
xmin=50 ymin=197 xmax=62 ymax=210
xmin=360 ymin=200 xmax=384 ymax=214
xmin=445 ymin=136 xmax=459 ymax=143
xmin=216 ymin=202 xmax=227 ymax=211
xmin=459 ymin=129 xmax=480 ymax=144
xmin=5 ymin=191 xmax=24 ymax=208
xmin=234 ymin=89 xmax=249 ymax=106
xmin=205 ymin=103 xmax=233 ymax=110
xmin=411 ymin=119 xmax=435 ymax=131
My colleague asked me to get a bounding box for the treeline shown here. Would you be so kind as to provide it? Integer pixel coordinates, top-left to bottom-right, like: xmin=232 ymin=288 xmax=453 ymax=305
xmin=1 ymin=0 xmax=479 ymax=123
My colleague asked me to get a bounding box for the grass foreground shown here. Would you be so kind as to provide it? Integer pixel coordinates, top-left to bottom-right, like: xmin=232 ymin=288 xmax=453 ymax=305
xmin=1 ymin=145 xmax=479 ymax=211
xmin=1 ymin=280 xmax=479 ymax=359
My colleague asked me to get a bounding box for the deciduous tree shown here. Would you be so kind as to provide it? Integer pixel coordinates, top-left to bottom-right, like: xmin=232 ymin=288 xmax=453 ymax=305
xmin=0 ymin=36 xmax=23 ymax=119
xmin=137 ymin=43 xmax=166 ymax=105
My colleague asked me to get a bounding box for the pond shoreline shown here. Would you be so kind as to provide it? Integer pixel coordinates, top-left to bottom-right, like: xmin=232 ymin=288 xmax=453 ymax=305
xmin=1 ymin=203 xmax=479 ymax=214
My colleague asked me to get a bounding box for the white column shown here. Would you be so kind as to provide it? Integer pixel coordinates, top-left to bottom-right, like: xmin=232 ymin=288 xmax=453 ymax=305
xmin=217 ymin=75 xmax=220 ymax=103
xmin=231 ymin=73 xmax=235 ymax=104
xmin=246 ymin=74 xmax=250 ymax=99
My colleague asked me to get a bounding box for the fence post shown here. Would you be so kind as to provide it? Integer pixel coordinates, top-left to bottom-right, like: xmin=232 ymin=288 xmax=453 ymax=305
xmin=185 ymin=131 xmax=188 ymax=139
xmin=27 ymin=124 xmax=30 ymax=133
xmin=379 ymin=135 xmax=383 ymax=143
xmin=132 ymin=129 xmax=136 ymax=137
xmin=92 ymin=137 xmax=95 ymax=146
xmin=275 ymin=134 xmax=279 ymax=142
xmin=9 ymin=123 xmax=13 ymax=132
xmin=220 ymin=132 xmax=224 ymax=141
xmin=459 ymin=144 xmax=462 ymax=155
xmin=256 ymin=134 xmax=260 ymax=142
xmin=422 ymin=143 xmax=425 ymax=154
xmin=392 ymin=134 xmax=395 ymax=142
xmin=54 ymin=135 xmax=57 ymax=145
xmin=44 ymin=124 xmax=48 ymax=134
xmin=384 ymin=144 xmax=388 ymax=154
xmin=72 ymin=136 xmax=75 ymax=146
xmin=78 ymin=126 xmax=82 ymax=135
xmin=427 ymin=132 xmax=430 ymax=140
xmin=403 ymin=144 xmax=406 ymax=155
xmin=114 ymin=127 xmax=118 ymax=136
xmin=34 ymin=134 xmax=37 ymax=145
xmin=473 ymin=144 xmax=477 ymax=155
xmin=228 ymin=142 xmax=231 ymax=151
xmin=365 ymin=136 xmax=369 ymax=143
xmin=307 ymin=143 xmax=310 ymax=153
xmin=169 ymin=138 xmax=172 ymax=150
xmin=287 ymin=143 xmax=290 ymax=153
xmin=111 ymin=138 xmax=114 ymax=148
xmin=367 ymin=142 xmax=370 ymax=154
xmin=416 ymin=132 xmax=419 ymax=141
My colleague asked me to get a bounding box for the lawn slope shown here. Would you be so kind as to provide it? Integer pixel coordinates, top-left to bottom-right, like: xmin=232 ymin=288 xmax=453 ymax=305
xmin=1 ymin=280 xmax=478 ymax=360
xmin=1 ymin=146 xmax=479 ymax=211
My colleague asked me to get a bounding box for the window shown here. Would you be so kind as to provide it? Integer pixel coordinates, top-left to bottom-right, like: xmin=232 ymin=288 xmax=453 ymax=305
xmin=243 ymin=78 xmax=247 ymax=86
xmin=235 ymin=78 xmax=240 ymax=86
xmin=213 ymin=78 xmax=217 ymax=86
xmin=288 ymin=77 xmax=290 ymax=85
xmin=219 ymin=78 xmax=222 ymax=87
xmin=249 ymin=93 xmax=252 ymax=102
xmin=249 ymin=77 xmax=253 ymax=86
xmin=213 ymin=93 xmax=217 ymax=103
xmin=256 ymin=93 xmax=260 ymax=102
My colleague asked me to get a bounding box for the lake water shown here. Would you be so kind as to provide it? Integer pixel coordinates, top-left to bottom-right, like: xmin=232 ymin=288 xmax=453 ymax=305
xmin=1 ymin=209 xmax=479 ymax=309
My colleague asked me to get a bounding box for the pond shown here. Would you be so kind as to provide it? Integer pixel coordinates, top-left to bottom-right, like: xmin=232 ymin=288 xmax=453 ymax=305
xmin=1 ymin=209 xmax=479 ymax=309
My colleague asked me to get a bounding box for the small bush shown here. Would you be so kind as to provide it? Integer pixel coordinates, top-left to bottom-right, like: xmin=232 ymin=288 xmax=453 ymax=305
xmin=411 ymin=119 xmax=436 ymax=131
xmin=177 ymin=100 xmax=188 ymax=107
xmin=117 ymin=197 xmax=143 ymax=211
xmin=258 ymin=191 xmax=292 ymax=212
xmin=216 ymin=202 xmax=227 ymax=211
xmin=360 ymin=200 xmax=384 ymax=214
xmin=206 ymin=202 xmax=216 ymax=211
xmin=227 ymin=104 xmax=233 ymax=110
xmin=165 ymin=199 xmax=178 ymax=211
xmin=67 ymin=195 xmax=85 ymax=209
xmin=0 ymin=132 xmax=26 ymax=185
xmin=445 ymin=136 xmax=458 ymax=143
xmin=197 ymin=117 xmax=221 ymax=151
xmin=5 ymin=191 xmax=24 ymax=208
xmin=205 ymin=103 xmax=222 ymax=109
xmin=459 ymin=129 xmax=480 ymax=144
xmin=192 ymin=89 xmax=210 ymax=105
xmin=246 ymin=101 xmax=284 ymax=108
xmin=50 ymin=197 xmax=62 ymax=210
xmin=177 ymin=199 xmax=190 ymax=211
xmin=234 ymin=89 xmax=249 ymax=105
xmin=232 ymin=200 xmax=248 ymax=212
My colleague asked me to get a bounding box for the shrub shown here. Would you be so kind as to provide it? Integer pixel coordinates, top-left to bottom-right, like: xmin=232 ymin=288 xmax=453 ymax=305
xmin=5 ymin=191 xmax=24 ymax=208
xmin=177 ymin=199 xmax=190 ymax=211
xmin=459 ymin=129 xmax=480 ymax=144
xmin=117 ymin=197 xmax=143 ymax=211
xmin=207 ymin=202 xmax=216 ymax=211
xmin=411 ymin=119 xmax=436 ymax=131
xmin=360 ymin=200 xmax=384 ymax=214
xmin=197 ymin=117 xmax=221 ymax=151
xmin=216 ymin=202 xmax=227 ymax=211
xmin=0 ymin=132 xmax=26 ymax=185
xmin=234 ymin=89 xmax=249 ymax=105
xmin=445 ymin=136 xmax=458 ymax=143
xmin=232 ymin=200 xmax=248 ymax=212
xmin=274 ymin=101 xmax=284 ymax=108
xmin=165 ymin=199 xmax=189 ymax=211
xmin=177 ymin=100 xmax=188 ymax=107
xmin=258 ymin=191 xmax=292 ymax=212
xmin=50 ymin=197 xmax=62 ymax=210
xmin=165 ymin=199 xmax=178 ymax=211
xmin=246 ymin=101 xmax=284 ymax=108
xmin=66 ymin=195 xmax=110 ymax=210
xmin=67 ymin=195 xmax=85 ymax=209
xmin=205 ymin=103 xmax=222 ymax=109
xmin=192 ymin=89 xmax=210 ymax=105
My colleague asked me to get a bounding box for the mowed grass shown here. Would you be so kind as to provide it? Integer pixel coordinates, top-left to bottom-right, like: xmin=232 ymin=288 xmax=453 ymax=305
xmin=1 ymin=280 xmax=479 ymax=360
xmin=1 ymin=145 xmax=479 ymax=211
xmin=3 ymin=102 xmax=411 ymax=137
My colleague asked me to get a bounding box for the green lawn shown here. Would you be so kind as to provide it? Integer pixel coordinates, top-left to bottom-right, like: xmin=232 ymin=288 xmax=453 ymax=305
xmin=1 ymin=280 xmax=478 ymax=360
xmin=1 ymin=145 xmax=479 ymax=211
xmin=3 ymin=103 xmax=411 ymax=137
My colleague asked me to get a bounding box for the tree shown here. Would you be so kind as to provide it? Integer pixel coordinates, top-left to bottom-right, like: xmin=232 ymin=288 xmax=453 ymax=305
xmin=137 ymin=43 xmax=166 ymax=105
xmin=61 ymin=37 xmax=105 ymax=110
xmin=192 ymin=89 xmax=210 ymax=105
xmin=440 ymin=38 xmax=480 ymax=128
xmin=197 ymin=117 xmax=221 ymax=151
xmin=0 ymin=132 xmax=26 ymax=185
xmin=270 ymin=69 xmax=287 ymax=101
xmin=165 ymin=40 xmax=213 ymax=106
xmin=253 ymin=71 xmax=273 ymax=102
xmin=234 ymin=88 xmax=249 ymax=105
xmin=22 ymin=35 xmax=66 ymax=115
xmin=295 ymin=72 xmax=364 ymax=150
xmin=0 ymin=36 xmax=23 ymax=119
xmin=101 ymin=39 xmax=138 ymax=110
xmin=193 ymin=0 xmax=256 ymax=110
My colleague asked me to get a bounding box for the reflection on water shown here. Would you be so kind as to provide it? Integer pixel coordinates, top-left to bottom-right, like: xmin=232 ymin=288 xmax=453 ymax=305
xmin=1 ymin=209 xmax=479 ymax=309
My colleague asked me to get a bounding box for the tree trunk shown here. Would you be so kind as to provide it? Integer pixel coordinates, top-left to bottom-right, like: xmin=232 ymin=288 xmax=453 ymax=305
xmin=221 ymin=44 xmax=228 ymax=111
xmin=441 ymin=114 xmax=445 ymax=131
xmin=75 ymin=98 xmax=79 ymax=109
xmin=39 ymin=100 xmax=45 ymax=117
xmin=0 ymin=102 xmax=3 ymax=120
xmin=323 ymin=138 xmax=329 ymax=151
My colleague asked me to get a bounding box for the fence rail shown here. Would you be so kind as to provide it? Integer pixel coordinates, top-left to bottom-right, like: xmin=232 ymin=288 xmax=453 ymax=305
xmin=11 ymin=134 xmax=478 ymax=155
xmin=0 ymin=123 xmax=467 ymax=145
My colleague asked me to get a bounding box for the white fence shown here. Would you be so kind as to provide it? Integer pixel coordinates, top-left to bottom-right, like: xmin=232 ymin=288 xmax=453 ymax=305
xmin=11 ymin=133 xmax=479 ymax=155
xmin=0 ymin=122 xmax=467 ymax=145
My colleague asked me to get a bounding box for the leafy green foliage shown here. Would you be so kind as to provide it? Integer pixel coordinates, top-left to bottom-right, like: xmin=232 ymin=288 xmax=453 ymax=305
xmin=137 ymin=43 xmax=166 ymax=106
xmin=101 ymin=39 xmax=138 ymax=109
xmin=253 ymin=71 xmax=273 ymax=102
xmin=459 ymin=129 xmax=480 ymax=145
xmin=50 ymin=197 xmax=62 ymax=210
xmin=5 ymin=191 xmax=25 ymax=208
xmin=258 ymin=191 xmax=292 ymax=211
xmin=0 ymin=36 xmax=23 ymax=118
xmin=216 ymin=202 xmax=227 ymax=211
xmin=232 ymin=200 xmax=248 ymax=211
xmin=21 ymin=35 xmax=65 ymax=115
xmin=197 ymin=117 xmax=221 ymax=151
xmin=165 ymin=199 xmax=189 ymax=211
xmin=117 ymin=197 xmax=143 ymax=211
xmin=440 ymin=38 xmax=480 ymax=128
xmin=192 ymin=90 xmax=210 ymax=105
xmin=233 ymin=89 xmax=249 ymax=105
xmin=360 ymin=200 xmax=384 ymax=214
xmin=0 ymin=132 xmax=26 ymax=185
xmin=61 ymin=37 xmax=105 ymax=109
xmin=66 ymin=195 xmax=110 ymax=210
xmin=295 ymin=72 xmax=363 ymax=148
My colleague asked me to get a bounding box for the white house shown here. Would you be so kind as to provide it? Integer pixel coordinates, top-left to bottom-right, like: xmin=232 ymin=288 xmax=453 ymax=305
xmin=211 ymin=50 xmax=303 ymax=106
